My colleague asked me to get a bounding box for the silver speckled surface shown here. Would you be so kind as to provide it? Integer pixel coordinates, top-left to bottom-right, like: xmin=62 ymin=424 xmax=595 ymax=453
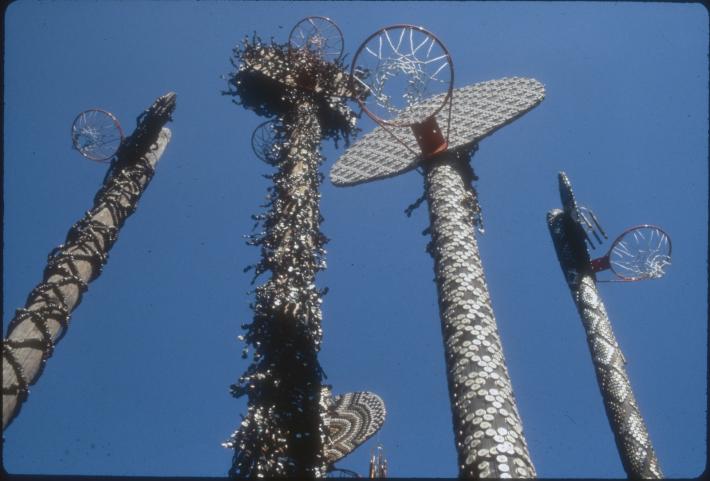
xmin=2 ymin=94 xmax=176 ymax=431
xmin=547 ymin=205 xmax=663 ymax=479
xmin=225 ymin=100 xmax=330 ymax=478
xmin=425 ymin=152 xmax=536 ymax=478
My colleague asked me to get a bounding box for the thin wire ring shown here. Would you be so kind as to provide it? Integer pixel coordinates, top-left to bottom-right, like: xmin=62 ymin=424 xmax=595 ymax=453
xmin=597 ymin=224 xmax=672 ymax=282
xmin=350 ymin=24 xmax=454 ymax=128
xmin=288 ymin=16 xmax=345 ymax=62
xmin=250 ymin=119 xmax=282 ymax=165
xmin=71 ymin=109 xmax=124 ymax=163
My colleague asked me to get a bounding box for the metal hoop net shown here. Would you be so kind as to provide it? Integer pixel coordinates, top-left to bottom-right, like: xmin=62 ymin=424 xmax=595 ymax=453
xmin=289 ymin=16 xmax=344 ymax=62
xmin=351 ymin=25 xmax=453 ymax=127
xmin=607 ymin=225 xmax=672 ymax=281
xmin=71 ymin=109 xmax=124 ymax=162
xmin=251 ymin=120 xmax=284 ymax=165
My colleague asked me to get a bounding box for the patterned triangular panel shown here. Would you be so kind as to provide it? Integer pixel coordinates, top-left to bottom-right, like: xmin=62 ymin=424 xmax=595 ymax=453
xmin=322 ymin=389 xmax=386 ymax=464
xmin=330 ymin=77 xmax=545 ymax=186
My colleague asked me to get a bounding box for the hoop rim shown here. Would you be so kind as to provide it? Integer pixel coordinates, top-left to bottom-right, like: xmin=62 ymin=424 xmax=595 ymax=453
xmin=607 ymin=223 xmax=672 ymax=281
xmin=71 ymin=108 xmax=124 ymax=163
xmin=350 ymin=24 xmax=454 ymax=128
xmin=288 ymin=15 xmax=345 ymax=62
xmin=250 ymin=119 xmax=280 ymax=165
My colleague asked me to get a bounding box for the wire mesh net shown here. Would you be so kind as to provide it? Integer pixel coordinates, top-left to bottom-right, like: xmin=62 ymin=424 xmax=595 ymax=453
xmin=289 ymin=16 xmax=344 ymax=62
xmin=608 ymin=225 xmax=672 ymax=281
xmin=352 ymin=25 xmax=452 ymax=126
xmin=251 ymin=120 xmax=284 ymax=165
xmin=71 ymin=109 xmax=124 ymax=162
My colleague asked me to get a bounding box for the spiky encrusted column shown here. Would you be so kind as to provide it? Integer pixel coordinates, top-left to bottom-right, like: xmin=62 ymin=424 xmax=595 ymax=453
xmin=222 ymin=36 xmax=358 ymax=477
xmin=423 ymin=148 xmax=536 ymax=478
xmin=2 ymin=92 xmax=176 ymax=431
xmin=547 ymin=175 xmax=662 ymax=478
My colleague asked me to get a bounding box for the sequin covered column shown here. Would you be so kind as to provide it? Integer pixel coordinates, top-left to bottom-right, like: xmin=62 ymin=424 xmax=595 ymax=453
xmin=423 ymin=149 xmax=536 ymax=478
xmin=547 ymin=201 xmax=663 ymax=478
xmin=222 ymin=35 xmax=358 ymax=477
xmin=225 ymin=99 xmax=329 ymax=477
xmin=2 ymin=92 xmax=176 ymax=431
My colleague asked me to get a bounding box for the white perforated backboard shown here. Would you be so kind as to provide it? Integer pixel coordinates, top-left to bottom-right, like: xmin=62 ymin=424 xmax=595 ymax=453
xmin=330 ymin=77 xmax=545 ymax=186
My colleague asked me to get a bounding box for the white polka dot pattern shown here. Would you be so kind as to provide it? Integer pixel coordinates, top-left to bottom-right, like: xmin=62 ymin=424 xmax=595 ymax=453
xmin=547 ymin=206 xmax=663 ymax=479
xmin=424 ymin=153 xmax=536 ymax=478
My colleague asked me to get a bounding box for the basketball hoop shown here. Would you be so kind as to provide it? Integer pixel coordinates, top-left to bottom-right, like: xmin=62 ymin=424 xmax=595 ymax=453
xmin=289 ymin=16 xmax=345 ymax=63
xmin=591 ymin=225 xmax=672 ymax=282
xmin=251 ymin=120 xmax=284 ymax=165
xmin=351 ymin=25 xmax=454 ymax=159
xmin=332 ymin=24 xmax=545 ymax=479
xmin=71 ymin=109 xmax=124 ymax=162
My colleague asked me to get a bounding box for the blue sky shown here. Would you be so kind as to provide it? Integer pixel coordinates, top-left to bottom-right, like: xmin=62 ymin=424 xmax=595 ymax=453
xmin=3 ymin=1 xmax=707 ymax=478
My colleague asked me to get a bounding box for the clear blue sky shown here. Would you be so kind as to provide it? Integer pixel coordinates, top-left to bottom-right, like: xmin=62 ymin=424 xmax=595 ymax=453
xmin=3 ymin=1 xmax=707 ymax=478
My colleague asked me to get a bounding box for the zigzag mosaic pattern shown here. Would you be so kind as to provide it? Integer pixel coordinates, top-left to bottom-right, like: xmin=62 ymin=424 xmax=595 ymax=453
xmin=547 ymin=174 xmax=663 ymax=478
xmin=322 ymin=389 xmax=386 ymax=463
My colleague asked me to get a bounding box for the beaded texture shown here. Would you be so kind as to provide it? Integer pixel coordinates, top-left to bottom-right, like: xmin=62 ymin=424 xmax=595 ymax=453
xmin=2 ymin=93 xmax=176 ymax=430
xmin=547 ymin=173 xmax=663 ymax=478
xmin=321 ymin=386 xmax=386 ymax=464
xmin=424 ymin=150 xmax=536 ymax=478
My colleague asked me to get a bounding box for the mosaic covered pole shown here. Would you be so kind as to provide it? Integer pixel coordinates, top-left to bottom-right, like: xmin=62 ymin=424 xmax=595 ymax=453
xmin=423 ymin=149 xmax=536 ymax=479
xmin=331 ymin=27 xmax=544 ymax=478
xmin=222 ymin=32 xmax=358 ymax=477
xmin=2 ymin=92 xmax=176 ymax=431
xmin=547 ymin=176 xmax=663 ymax=478
xmin=331 ymin=73 xmax=544 ymax=478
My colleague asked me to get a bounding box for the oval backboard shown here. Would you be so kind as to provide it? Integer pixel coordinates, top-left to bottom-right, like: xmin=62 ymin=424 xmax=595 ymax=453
xmin=323 ymin=390 xmax=386 ymax=464
xmin=330 ymin=77 xmax=545 ymax=187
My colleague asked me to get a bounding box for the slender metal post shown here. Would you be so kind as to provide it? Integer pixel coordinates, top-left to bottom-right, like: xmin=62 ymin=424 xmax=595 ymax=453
xmin=423 ymin=150 xmax=536 ymax=478
xmin=2 ymin=92 xmax=176 ymax=431
xmin=547 ymin=202 xmax=663 ymax=478
xmin=226 ymin=100 xmax=327 ymax=477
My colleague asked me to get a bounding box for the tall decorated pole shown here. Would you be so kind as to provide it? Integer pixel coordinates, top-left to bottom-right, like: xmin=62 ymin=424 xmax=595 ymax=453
xmin=331 ymin=25 xmax=543 ymax=478
xmin=221 ymin=18 xmax=369 ymax=477
xmin=2 ymin=92 xmax=176 ymax=431
xmin=547 ymin=172 xmax=670 ymax=478
xmin=424 ymin=148 xmax=537 ymax=479
xmin=369 ymin=443 xmax=388 ymax=478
